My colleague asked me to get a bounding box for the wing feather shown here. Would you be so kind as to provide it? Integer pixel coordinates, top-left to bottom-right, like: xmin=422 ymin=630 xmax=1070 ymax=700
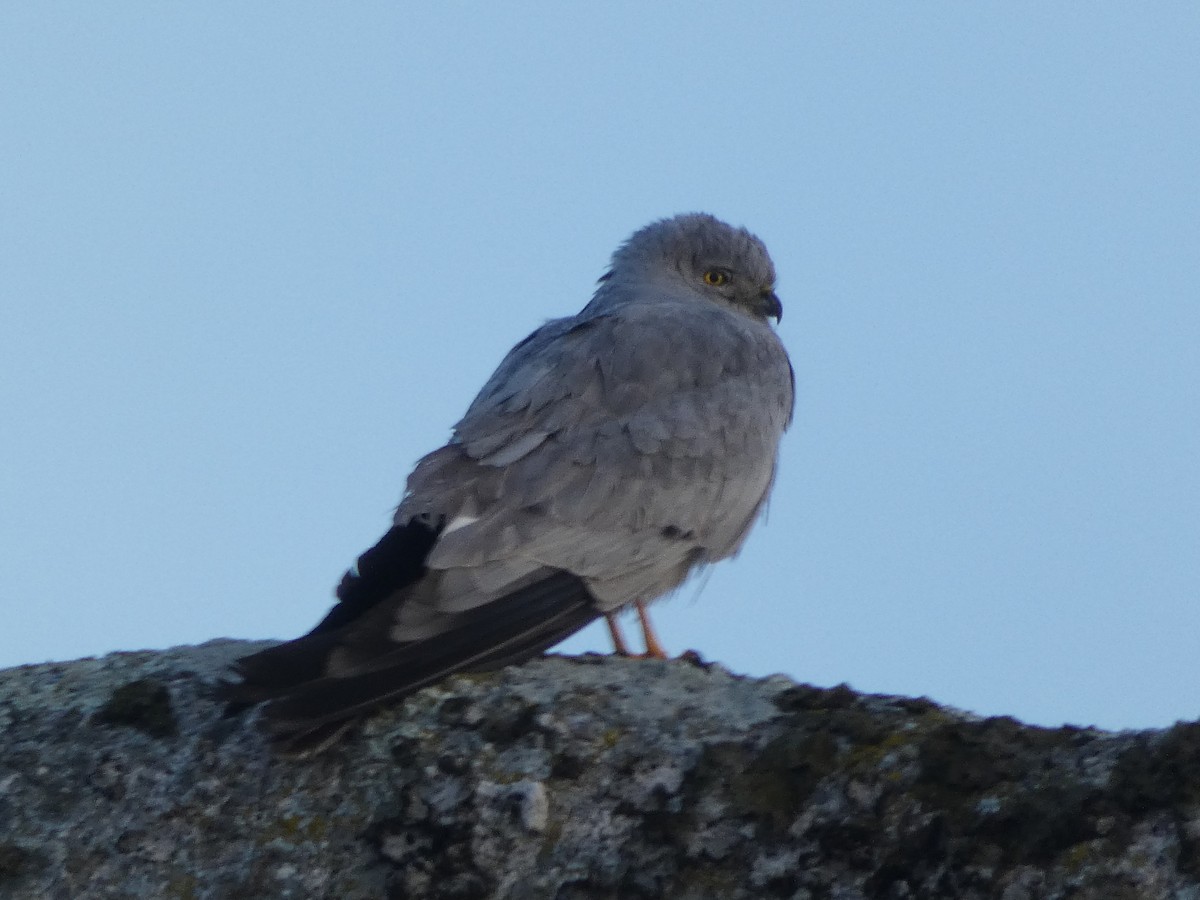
xmin=226 ymin=293 xmax=794 ymax=751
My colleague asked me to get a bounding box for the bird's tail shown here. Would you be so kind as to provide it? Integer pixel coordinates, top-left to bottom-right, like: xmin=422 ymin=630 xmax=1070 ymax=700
xmin=222 ymin=551 xmax=599 ymax=754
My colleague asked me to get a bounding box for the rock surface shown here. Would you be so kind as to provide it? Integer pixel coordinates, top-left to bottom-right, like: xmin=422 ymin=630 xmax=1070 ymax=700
xmin=2 ymin=640 xmax=1200 ymax=899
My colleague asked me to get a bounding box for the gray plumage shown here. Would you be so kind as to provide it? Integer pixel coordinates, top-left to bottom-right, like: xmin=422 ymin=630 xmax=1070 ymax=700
xmin=225 ymin=213 xmax=794 ymax=752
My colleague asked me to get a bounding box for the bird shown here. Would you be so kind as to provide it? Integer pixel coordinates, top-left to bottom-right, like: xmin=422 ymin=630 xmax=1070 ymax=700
xmin=223 ymin=213 xmax=794 ymax=753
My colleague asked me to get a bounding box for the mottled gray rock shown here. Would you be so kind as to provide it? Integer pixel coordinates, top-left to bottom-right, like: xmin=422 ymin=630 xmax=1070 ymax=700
xmin=2 ymin=640 xmax=1200 ymax=899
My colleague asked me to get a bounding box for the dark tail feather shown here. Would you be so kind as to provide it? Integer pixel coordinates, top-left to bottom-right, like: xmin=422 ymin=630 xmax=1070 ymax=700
xmin=221 ymin=630 xmax=345 ymax=706
xmin=221 ymin=518 xmax=441 ymax=705
xmin=263 ymin=572 xmax=597 ymax=734
xmin=233 ymin=570 xmax=600 ymax=754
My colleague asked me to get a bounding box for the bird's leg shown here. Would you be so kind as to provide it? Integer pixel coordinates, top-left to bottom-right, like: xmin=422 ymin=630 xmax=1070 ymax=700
xmin=605 ymin=612 xmax=634 ymax=656
xmin=607 ymin=605 xmax=670 ymax=659
xmin=635 ymin=600 xmax=670 ymax=660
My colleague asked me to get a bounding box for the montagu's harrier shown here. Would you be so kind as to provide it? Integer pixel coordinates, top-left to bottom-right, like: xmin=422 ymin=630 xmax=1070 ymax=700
xmin=225 ymin=213 xmax=794 ymax=752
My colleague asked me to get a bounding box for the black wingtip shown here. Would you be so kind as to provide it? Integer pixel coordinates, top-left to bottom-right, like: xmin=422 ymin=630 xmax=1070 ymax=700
xmin=249 ymin=571 xmax=600 ymax=752
xmin=222 ymin=517 xmax=443 ymax=707
xmin=314 ymin=517 xmax=441 ymax=635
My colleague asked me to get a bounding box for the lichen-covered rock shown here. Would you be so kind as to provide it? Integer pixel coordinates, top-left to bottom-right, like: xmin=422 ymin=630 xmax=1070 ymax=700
xmin=1 ymin=640 xmax=1199 ymax=899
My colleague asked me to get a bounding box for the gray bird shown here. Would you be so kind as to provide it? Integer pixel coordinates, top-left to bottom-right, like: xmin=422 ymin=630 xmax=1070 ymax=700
xmin=225 ymin=213 xmax=794 ymax=752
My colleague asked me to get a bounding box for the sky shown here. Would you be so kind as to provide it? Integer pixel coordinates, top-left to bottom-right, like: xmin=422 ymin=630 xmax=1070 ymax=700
xmin=2 ymin=4 xmax=1197 ymax=732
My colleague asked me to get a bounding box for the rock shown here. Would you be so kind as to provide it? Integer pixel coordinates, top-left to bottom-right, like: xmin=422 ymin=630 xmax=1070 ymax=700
xmin=1 ymin=640 xmax=1199 ymax=898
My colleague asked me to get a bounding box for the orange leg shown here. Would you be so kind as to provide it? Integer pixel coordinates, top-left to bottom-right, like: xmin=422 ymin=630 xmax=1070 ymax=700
xmin=607 ymin=605 xmax=669 ymax=659
xmin=635 ymin=600 xmax=670 ymax=660
xmin=605 ymin=612 xmax=634 ymax=656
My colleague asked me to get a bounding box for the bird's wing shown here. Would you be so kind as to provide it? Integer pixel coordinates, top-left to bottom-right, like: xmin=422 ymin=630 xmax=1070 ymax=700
xmin=408 ymin=299 xmax=794 ymax=609
xmin=226 ymin=301 xmax=792 ymax=751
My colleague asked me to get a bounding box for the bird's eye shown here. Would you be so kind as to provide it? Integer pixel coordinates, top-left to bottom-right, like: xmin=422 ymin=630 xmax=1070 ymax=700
xmin=703 ymin=269 xmax=730 ymax=287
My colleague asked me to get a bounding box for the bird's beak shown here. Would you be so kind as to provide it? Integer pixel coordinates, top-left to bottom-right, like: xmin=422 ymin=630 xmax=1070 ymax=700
xmin=759 ymin=290 xmax=783 ymax=322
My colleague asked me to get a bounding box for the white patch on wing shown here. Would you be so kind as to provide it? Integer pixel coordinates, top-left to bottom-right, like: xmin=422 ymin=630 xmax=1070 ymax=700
xmin=442 ymin=514 xmax=480 ymax=535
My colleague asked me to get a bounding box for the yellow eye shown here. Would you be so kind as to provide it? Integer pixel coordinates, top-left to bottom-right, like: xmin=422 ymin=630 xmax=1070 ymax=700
xmin=703 ymin=269 xmax=729 ymax=287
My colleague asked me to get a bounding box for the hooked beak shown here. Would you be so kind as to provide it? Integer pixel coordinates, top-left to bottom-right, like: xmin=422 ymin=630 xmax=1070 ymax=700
xmin=759 ymin=290 xmax=783 ymax=322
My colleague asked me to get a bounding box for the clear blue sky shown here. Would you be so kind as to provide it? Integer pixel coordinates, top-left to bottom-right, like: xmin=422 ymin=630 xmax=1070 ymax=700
xmin=2 ymin=5 xmax=1197 ymax=731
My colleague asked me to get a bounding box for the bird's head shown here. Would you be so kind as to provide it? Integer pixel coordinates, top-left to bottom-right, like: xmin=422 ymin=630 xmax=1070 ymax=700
xmin=602 ymin=213 xmax=782 ymax=323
